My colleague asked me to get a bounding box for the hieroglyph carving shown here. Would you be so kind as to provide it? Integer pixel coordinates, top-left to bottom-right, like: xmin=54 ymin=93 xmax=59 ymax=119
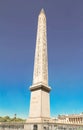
xmin=33 ymin=9 xmax=48 ymax=86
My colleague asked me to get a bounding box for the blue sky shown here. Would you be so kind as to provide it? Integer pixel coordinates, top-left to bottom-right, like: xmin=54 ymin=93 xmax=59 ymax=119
xmin=0 ymin=0 xmax=83 ymax=118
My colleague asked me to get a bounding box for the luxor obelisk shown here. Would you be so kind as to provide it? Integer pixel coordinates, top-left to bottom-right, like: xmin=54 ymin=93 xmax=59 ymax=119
xmin=26 ymin=8 xmax=51 ymax=124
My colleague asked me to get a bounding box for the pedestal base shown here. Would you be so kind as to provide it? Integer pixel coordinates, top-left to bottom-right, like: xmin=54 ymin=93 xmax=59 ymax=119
xmin=26 ymin=117 xmax=51 ymax=123
xmin=24 ymin=117 xmax=54 ymax=130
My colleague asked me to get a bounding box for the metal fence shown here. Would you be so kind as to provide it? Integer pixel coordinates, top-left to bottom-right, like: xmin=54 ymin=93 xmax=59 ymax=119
xmin=0 ymin=122 xmax=83 ymax=130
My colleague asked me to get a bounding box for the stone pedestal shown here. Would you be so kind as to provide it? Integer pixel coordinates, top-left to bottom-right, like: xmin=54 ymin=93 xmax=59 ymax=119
xmin=28 ymin=84 xmax=51 ymax=119
xmin=26 ymin=84 xmax=51 ymax=130
xmin=24 ymin=123 xmax=43 ymax=130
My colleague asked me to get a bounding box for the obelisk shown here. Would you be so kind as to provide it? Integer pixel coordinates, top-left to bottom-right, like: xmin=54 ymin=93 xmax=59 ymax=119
xmin=26 ymin=9 xmax=51 ymax=124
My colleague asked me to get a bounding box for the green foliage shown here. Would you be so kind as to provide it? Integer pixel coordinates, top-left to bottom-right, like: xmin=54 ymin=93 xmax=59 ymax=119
xmin=0 ymin=116 xmax=25 ymax=122
xmin=0 ymin=117 xmax=6 ymax=122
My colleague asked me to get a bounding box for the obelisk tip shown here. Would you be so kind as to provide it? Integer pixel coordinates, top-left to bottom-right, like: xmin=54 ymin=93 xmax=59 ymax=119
xmin=40 ymin=8 xmax=45 ymax=14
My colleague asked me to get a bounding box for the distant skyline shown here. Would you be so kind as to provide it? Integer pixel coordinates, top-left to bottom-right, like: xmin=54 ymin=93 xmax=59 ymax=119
xmin=0 ymin=0 xmax=83 ymax=118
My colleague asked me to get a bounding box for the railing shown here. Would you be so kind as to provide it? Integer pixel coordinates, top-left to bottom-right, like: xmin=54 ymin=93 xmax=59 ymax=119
xmin=0 ymin=122 xmax=83 ymax=130
xmin=0 ymin=122 xmax=24 ymax=130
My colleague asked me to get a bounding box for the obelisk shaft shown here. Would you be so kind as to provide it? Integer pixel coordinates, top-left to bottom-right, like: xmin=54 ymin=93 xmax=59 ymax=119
xmin=28 ymin=9 xmax=51 ymax=122
xmin=33 ymin=9 xmax=48 ymax=86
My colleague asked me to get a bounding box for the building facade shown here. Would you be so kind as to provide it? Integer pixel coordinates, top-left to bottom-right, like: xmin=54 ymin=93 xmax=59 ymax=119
xmin=57 ymin=113 xmax=83 ymax=124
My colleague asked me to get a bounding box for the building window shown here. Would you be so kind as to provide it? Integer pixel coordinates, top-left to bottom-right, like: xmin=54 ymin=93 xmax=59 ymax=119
xmin=33 ymin=125 xmax=38 ymax=130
